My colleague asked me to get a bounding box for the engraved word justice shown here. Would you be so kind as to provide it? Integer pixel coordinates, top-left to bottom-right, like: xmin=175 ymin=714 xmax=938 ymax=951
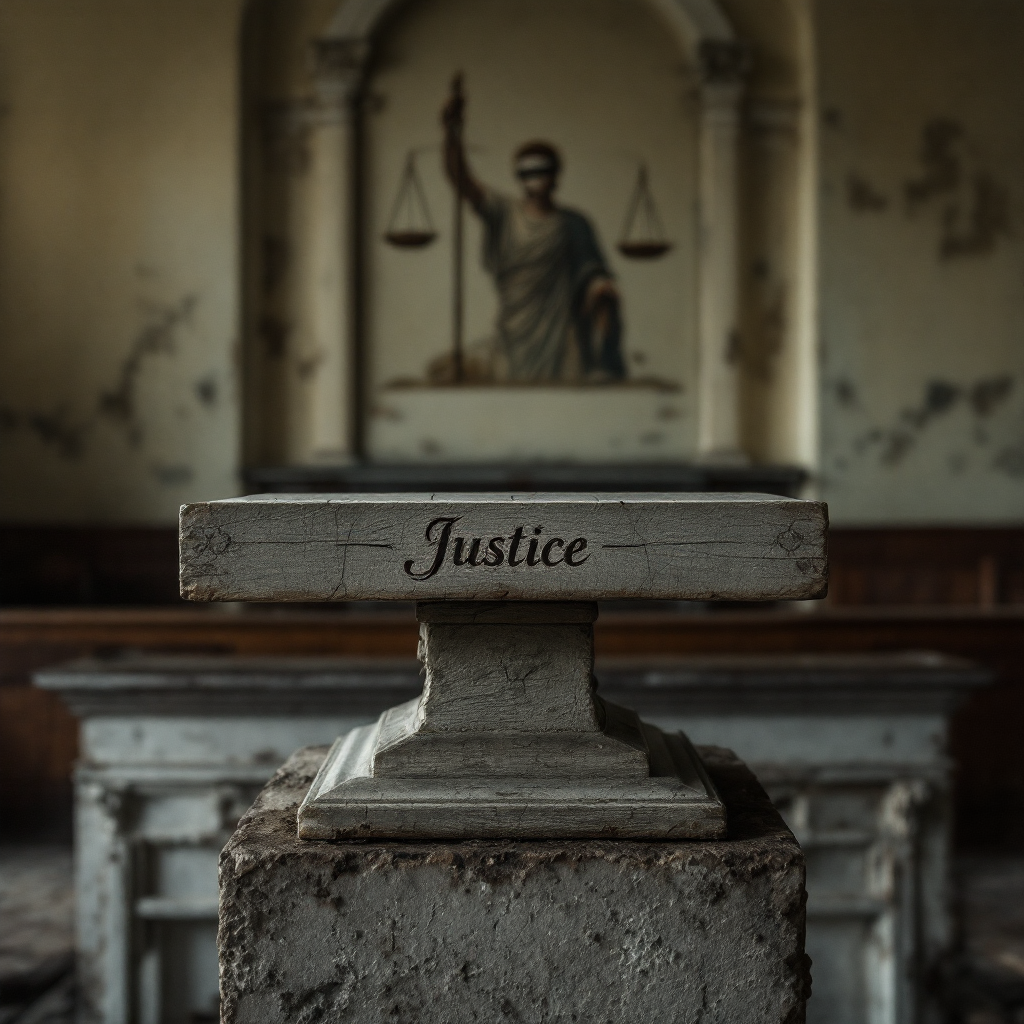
xmin=403 ymin=516 xmax=590 ymax=581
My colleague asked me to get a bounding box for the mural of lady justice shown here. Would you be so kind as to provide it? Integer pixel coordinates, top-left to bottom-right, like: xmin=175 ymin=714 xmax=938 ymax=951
xmin=440 ymin=81 xmax=627 ymax=384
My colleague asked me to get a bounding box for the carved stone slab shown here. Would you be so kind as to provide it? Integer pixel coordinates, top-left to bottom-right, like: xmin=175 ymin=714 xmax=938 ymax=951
xmin=179 ymin=492 xmax=828 ymax=603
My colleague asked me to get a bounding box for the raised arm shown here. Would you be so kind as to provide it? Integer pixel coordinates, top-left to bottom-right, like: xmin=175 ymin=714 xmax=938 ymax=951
xmin=442 ymin=77 xmax=485 ymax=213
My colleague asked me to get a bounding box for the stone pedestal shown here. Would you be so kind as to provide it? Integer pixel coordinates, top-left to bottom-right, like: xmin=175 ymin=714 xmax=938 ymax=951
xmin=300 ymin=601 xmax=725 ymax=840
xmin=182 ymin=492 xmax=827 ymax=1022
xmin=220 ymin=745 xmax=811 ymax=1024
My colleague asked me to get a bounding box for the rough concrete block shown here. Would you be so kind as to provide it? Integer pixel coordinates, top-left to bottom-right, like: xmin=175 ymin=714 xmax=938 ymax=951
xmin=220 ymin=746 xmax=810 ymax=1023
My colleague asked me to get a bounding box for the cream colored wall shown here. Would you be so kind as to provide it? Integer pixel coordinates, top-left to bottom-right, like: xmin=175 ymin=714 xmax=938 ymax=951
xmin=3 ymin=0 xmax=1021 ymax=525
xmin=816 ymin=0 xmax=1024 ymax=524
xmin=364 ymin=0 xmax=700 ymax=463
xmin=0 ymin=0 xmax=245 ymax=525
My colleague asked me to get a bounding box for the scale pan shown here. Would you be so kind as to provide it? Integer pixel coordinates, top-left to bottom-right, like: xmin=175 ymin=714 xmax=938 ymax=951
xmin=385 ymin=230 xmax=437 ymax=249
xmin=618 ymin=240 xmax=673 ymax=259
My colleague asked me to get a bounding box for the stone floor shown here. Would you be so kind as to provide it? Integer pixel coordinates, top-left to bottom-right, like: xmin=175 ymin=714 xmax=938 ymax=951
xmin=944 ymin=856 xmax=1024 ymax=1024
xmin=0 ymin=847 xmax=75 ymax=1024
xmin=1 ymin=843 xmax=1022 ymax=1024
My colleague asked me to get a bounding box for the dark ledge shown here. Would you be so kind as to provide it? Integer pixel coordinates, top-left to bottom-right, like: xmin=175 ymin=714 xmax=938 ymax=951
xmin=243 ymin=462 xmax=809 ymax=496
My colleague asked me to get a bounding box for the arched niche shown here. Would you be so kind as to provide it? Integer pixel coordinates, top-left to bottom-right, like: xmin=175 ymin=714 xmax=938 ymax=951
xmin=241 ymin=0 xmax=814 ymax=476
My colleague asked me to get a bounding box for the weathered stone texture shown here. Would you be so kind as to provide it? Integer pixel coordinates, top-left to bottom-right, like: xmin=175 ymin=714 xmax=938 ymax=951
xmin=180 ymin=492 xmax=829 ymax=603
xmin=220 ymin=745 xmax=810 ymax=1024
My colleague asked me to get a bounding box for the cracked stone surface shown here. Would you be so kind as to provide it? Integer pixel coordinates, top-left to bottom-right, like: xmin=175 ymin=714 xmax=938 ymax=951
xmin=219 ymin=745 xmax=811 ymax=1023
xmin=179 ymin=493 xmax=828 ymax=603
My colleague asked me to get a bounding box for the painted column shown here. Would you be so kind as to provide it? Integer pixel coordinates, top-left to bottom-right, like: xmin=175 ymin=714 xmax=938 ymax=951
xmin=286 ymin=39 xmax=366 ymax=465
xmin=695 ymin=43 xmax=746 ymax=463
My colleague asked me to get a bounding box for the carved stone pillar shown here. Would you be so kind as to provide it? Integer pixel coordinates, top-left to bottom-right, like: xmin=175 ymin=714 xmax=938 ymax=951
xmin=280 ymin=39 xmax=366 ymax=465
xmin=696 ymin=41 xmax=747 ymax=464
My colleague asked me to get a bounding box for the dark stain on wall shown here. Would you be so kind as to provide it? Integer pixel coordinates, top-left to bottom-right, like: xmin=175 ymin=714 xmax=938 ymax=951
xmin=971 ymin=375 xmax=1014 ymax=416
xmin=847 ymin=374 xmax=1016 ymax=467
xmin=99 ymin=295 xmax=198 ymax=445
xmin=0 ymin=294 xmax=208 ymax=463
xmin=939 ymin=173 xmax=1011 ymax=259
xmin=194 ymin=375 xmax=219 ymax=407
xmin=0 ymin=404 xmax=89 ymax=460
xmin=909 ymin=380 xmax=960 ymax=427
xmin=904 ymin=118 xmax=1011 ymax=259
xmin=741 ymin=258 xmax=786 ymax=384
xmin=831 ymin=377 xmax=860 ymax=409
xmin=905 ymin=119 xmax=963 ymax=206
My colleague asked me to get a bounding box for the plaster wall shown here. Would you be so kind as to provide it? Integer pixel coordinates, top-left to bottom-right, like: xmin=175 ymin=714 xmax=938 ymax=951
xmin=816 ymin=0 xmax=1024 ymax=524
xmin=0 ymin=0 xmax=1021 ymax=525
xmin=0 ymin=0 xmax=245 ymax=525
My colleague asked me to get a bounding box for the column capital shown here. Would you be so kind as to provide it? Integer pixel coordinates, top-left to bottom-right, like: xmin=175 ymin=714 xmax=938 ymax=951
xmin=696 ymin=38 xmax=748 ymax=109
xmin=311 ymin=36 xmax=369 ymax=108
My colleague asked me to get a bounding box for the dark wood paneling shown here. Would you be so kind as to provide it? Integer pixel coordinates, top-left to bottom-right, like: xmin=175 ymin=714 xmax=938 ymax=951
xmin=2 ymin=606 xmax=1022 ymax=850
xmin=827 ymin=528 xmax=1024 ymax=606
xmin=0 ymin=525 xmax=181 ymax=605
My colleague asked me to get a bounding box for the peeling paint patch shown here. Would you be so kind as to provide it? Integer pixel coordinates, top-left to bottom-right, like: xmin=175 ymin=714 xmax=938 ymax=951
xmin=0 ymin=294 xmax=205 ymax=461
xmin=940 ymin=173 xmax=1011 ymax=258
xmin=99 ymin=295 xmax=198 ymax=445
xmin=904 ymin=118 xmax=1011 ymax=259
xmin=905 ymin=119 xmax=963 ymax=206
xmin=905 ymin=380 xmax=960 ymax=428
xmin=845 ymin=375 xmax=1017 ymax=467
xmin=0 ymin=402 xmax=89 ymax=459
xmin=971 ymin=375 xmax=1013 ymax=416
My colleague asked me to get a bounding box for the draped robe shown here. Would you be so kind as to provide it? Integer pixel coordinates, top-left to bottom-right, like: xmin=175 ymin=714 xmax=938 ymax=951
xmin=478 ymin=191 xmax=625 ymax=383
